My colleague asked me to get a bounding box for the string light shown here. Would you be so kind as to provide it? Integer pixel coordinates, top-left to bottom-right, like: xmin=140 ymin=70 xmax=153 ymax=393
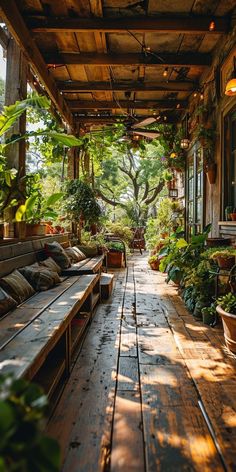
xmin=225 ymin=57 xmax=236 ymax=96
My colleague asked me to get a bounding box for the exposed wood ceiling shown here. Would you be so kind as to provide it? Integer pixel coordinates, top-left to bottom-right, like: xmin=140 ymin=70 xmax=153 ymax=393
xmin=1 ymin=0 xmax=236 ymax=131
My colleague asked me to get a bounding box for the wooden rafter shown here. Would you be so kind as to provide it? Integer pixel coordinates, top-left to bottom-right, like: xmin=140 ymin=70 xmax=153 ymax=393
xmin=27 ymin=16 xmax=229 ymax=34
xmin=0 ymin=25 xmax=9 ymax=49
xmin=74 ymin=115 xmax=177 ymax=124
xmin=58 ymin=80 xmax=196 ymax=93
xmin=45 ymin=52 xmax=211 ymax=67
xmin=0 ymin=0 xmax=73 ymax=127
xmin=67 ymin=100 xmax=187 ymax=110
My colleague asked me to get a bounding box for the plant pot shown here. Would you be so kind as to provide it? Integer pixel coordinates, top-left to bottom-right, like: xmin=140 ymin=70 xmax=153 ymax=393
xmin=107 ymin=251 xmax=124 ymax=268
xmin=26 ymin=223 xmax=46 ymax=237
xmin=205 ymin=163 xmax=217 ymax=184
xmin=202 ymin=311 xmax=215 ymax=325
xmin=4 ymin=222 xmax=15 ymax=239
xmin=0 ymin=223 xmax=4 ymax=239
xmin=216 ymin=305 xmax=236 ymax=352
xmin=206 ymin=237 xmax=231 ymax=247
xmin=231 ymin=213 xmax=236 ymax=221
xmin=216 ymin=255 xmax=235 ymax=270
xmin=149 ymin=260 xmax=160 ymax=271
xmin=14 ymin=221 xmax=26 ymax=239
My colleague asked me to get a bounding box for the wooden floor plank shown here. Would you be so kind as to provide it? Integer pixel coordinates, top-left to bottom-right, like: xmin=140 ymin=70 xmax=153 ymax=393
xmin=110 ymin=391 xmax=145 ymax=472
xmin=117 ymin=356 xmax=139 ymax=391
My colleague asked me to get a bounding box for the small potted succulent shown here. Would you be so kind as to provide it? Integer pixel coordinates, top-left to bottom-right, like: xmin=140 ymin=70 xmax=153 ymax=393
xmin=211 ymin=249 xmax=236 ymax=270
xmin=148 ymin=254 xmax=160 ymax=271
xmin=216 ymin=293 xmax=236 ymax=352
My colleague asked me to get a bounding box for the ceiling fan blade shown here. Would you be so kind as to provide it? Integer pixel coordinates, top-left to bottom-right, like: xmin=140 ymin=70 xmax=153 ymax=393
xmin=133 ymin=131 xmax=160 ymax=139
xmin=132 ymin=117 xmax=157 ymax=129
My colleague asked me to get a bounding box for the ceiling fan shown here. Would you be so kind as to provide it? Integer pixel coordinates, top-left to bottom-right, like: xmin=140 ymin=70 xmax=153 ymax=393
xmin=86 ymin=115 xmax=161 ymax=141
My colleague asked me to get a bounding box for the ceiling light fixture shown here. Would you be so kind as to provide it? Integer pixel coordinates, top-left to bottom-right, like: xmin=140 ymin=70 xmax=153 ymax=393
xmin=225 ymin=57 xmax=236 ymax=96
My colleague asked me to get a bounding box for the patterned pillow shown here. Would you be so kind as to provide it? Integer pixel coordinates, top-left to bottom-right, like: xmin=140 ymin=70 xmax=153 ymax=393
xmin=65 ymin=247 xmax=86 ymax=263
xmin=44 ymin=241 xmax=71 ymax=269
xmin=0 ymin=286 xmax=17 ymax=317
xmin=0 ymin=270 xmax=35 ymax=304
xmin=19 ymin=264 xmax=61 ymax=291
xmin=39 ymin=257 xmax=62 ymax=274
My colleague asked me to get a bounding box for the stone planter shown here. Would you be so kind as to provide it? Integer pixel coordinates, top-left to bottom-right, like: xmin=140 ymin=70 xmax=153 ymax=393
xmin=216 ymin=305 xmax=236 ymax=353
xmin=107 ymin=251 xmax=124 ymax=268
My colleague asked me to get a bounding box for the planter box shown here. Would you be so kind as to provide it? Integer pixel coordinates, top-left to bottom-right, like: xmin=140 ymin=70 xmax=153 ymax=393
xmin=26 ymin=223 xmax=46 ymax=237
xmin=107 ymin=251 xmax=124 ymax=268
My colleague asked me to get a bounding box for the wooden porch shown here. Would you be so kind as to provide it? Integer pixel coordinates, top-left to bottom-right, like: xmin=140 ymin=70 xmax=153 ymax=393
xmin=47 ymin=254 xmax=235 ymax=472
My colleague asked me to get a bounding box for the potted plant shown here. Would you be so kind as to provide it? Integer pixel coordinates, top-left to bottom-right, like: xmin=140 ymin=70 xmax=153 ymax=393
xmin=65 ymin=179 xmax=102 ymax=229
xmin=148 ymin=254 xmax=160 ymax=270
xmin=211 ymin=249 xmax=236 ymax=270
xmin=201 ymin=304 xmax=216 ymax=326
xmin=0 ymin=373 xmax=60 ymax=471
xmin=216 ymin=293 xmax=236 ymax=352
xmin=106 ymin=241 xmax=125 ymax=268
xmin=15 ymin=192 xmax=63 ymax=236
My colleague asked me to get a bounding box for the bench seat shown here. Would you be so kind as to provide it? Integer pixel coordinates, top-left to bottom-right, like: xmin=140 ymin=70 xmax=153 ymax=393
xmin=61 ymin=254 xmax=105 ymax=275
xmin=0 ymin=273 xmax=100 ymax=383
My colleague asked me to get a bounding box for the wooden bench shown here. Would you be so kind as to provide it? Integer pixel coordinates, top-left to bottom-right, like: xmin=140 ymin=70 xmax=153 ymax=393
xmin=100 ymin=272 xmax=114 ymax=300
xmin=0 ymin=234 xmax=102 ymax=403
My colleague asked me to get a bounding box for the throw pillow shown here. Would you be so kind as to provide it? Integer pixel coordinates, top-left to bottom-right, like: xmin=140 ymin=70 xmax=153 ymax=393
xmin=0 ymin=287 xmax=17 ymax=317
xmin=76 ymin=245 xmax=98 ymax=257
xmin=0 ymin=270 xmax=35 ymax=304
xmin=40 ymin=257 xmax=62 ymax=274
xmin=44 ymin=241 xmax=71 ymax=269
xmin=65 ymin=247 xmax=86 ymax=263
xmin=19 ymin=264 xmax=61 ymax=291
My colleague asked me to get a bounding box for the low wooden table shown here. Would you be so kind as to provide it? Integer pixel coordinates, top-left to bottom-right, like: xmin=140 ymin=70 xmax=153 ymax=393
xmin=100 ymin=272 xmax=114 ymax=300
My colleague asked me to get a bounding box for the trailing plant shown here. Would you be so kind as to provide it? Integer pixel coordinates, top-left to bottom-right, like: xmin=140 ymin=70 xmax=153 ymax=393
xmin=0 ymin=374 xmax=60 ymax=472
xmin=217 ymin=293 xmax=236 ymax=315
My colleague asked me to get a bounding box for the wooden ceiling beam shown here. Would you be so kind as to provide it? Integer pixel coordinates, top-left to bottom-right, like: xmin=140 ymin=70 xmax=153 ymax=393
xmin=67 ymin=100 xmax=187 ymax=110
xmin=0 ymin=0 xmax=73 ymax=128
xmin=58 ymin=80 xmax=196 ymax=93
xmin=27 ymin=16 xmax=229 ymax=34
xmin=0 ymin=25 xmax=10 ymax=49
xmin=45 ymin=52 xmax=211 ymax=67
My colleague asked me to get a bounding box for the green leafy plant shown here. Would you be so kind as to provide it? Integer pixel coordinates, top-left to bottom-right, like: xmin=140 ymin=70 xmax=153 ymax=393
xmin=210 ymin=249 xmax=236 ymax=259
xmin=0 ymin=374 xmax=60 ymax=472
xmin=148 ymin=254 xmax=159 ymax=264
xmin=105 ymin=222 xmax=133 ymax=244
xmin=65 ymin=179 xmax=102 ymax=225
xmin=15 ymin=192 xmax=63 ymax=224
xmin=217 ymin=293 xmax=236 ymax=315
xmin=107 ymin=241 xmax=124 ymax=252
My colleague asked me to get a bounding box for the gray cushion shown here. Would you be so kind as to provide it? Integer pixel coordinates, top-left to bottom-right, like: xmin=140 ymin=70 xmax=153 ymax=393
xmin=0 ymin=287 xmax=17 ymax=317
xmin=39 ymin=257 xmax=62 ymax=274
xmin=65 ymin=247 xmax=86 ymax=263
xmin=0 ymin=270 xmax=35 ymax=304
xmin=19 ymin=263 xmax=61 ymax=291
xmin=44 ymin=241 xmax=71 ymax=269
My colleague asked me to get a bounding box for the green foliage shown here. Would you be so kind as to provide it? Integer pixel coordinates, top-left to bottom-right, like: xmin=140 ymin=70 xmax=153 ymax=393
xmin=15 ymin=192 xmax=63 ymax=223
xmin=148 ymin=254 xmax=159 ymax=263
xmin=107 ymin=241 xmax=124 ymax=252
xmin=217 ymin=293 xmax=236 ymax=315
xmin=0 ymin=374 xmax=60 ymax=472
xmin=64 ymin=179 xmax=102 ymax=224
xmin=210 ymin=249 xmax=236 ymax=259
xmin=105 ymin=222 xmax=133 ymax=244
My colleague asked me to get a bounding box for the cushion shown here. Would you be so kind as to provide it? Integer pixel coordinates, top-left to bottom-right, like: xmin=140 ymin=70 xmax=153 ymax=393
xmin=76 ymin=245 xmax=98 ymax=257
xmin=40 ymin=257 xmax=62 ymax=274
xmin=44 ymin=241 xmax=71 ymax=269
xmin=19 ymin=263 xmax=61 ymax=291
xmin=0 ymin=287 xmax=17 ymax=317
xmin=0 ymin=270 xmax=35 ymax=304
xmin=65 ymin=247 xmax=86 ymax=263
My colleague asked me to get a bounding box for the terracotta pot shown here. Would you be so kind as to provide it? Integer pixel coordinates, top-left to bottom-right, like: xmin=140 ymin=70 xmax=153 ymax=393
xmin=107 ymin=251 xmax=124 ymax=268
xmin=206 ymin=163 xmax=217 ymax=184
xmin=216 ymin=305 xmax=236 ymax=353
xmin=216 ymin=255 xmax=235 ymax=270
xmin=149 ymin=260 xmax=160 ymax=271
xmin=231 ymin=213 xmax=236 ymax=221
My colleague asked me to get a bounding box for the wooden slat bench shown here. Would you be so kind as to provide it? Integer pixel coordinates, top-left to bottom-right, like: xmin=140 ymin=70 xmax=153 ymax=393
xmin=0 ymin=234 xmax=102 ymax=403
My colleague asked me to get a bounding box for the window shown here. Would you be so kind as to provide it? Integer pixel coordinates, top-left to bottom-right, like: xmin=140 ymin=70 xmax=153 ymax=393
xmin=186 ymin=145 xmax=204 ymax=238
xmin=223 ymin=110 xmax=236 ymax=212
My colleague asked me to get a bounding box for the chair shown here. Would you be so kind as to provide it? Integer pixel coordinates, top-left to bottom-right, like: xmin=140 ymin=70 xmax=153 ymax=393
xmin=130 ymin=227 xmax=145 ymax=254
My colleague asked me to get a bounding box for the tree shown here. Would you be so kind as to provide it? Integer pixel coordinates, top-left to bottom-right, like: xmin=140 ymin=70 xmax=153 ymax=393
xmin=95 ymin=139 xmax=168 ymax=225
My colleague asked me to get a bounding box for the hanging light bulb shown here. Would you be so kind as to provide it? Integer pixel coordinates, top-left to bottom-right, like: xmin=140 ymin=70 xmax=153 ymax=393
xmin=163 ymin=67 xmax=168 ymax=78
xmin=225 ymin=57 xmax=236 ymax=96
xmin=180 ymin=114 xmax=190 ymax=150
xmin=209 ymin=20 xmax=215 ymax=32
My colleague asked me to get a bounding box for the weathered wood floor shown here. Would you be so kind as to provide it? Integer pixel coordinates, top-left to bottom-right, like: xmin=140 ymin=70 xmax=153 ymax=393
xmin=47 ymin=254 xmax=236 ymax=472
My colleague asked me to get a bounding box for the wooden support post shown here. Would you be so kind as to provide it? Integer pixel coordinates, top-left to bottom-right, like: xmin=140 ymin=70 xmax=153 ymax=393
xmin=5 ymin=37 xmax=27 ymax=174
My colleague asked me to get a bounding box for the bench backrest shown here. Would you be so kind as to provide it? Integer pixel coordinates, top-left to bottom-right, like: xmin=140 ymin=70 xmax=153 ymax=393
xmin=0 ymin=234 xmax=69 ymax=278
